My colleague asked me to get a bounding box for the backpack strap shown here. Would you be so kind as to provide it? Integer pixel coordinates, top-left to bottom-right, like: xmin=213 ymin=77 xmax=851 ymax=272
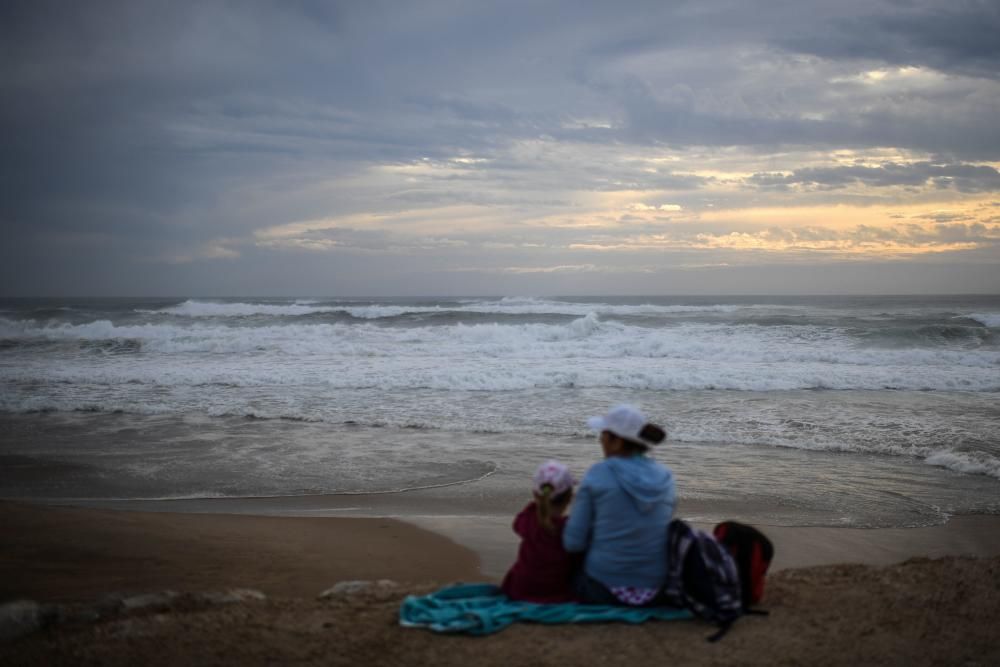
xmin=706 ymin=620 xmax=734 ymax=643
xmin=662 ymin=519 xmax=695 ymax=607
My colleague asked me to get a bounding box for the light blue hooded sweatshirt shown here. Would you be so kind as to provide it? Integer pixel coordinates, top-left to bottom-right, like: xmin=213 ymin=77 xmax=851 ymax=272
xmin=562 ymin=455 xmax=675 ymax=589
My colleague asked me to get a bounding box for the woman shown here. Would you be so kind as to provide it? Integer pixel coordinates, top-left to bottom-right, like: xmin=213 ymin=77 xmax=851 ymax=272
xmin=563 ymin=404 xmax=675 ymax=606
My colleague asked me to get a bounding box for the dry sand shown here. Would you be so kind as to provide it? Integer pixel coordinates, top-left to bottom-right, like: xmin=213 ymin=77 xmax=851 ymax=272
xmin=3 ymin=501 xmax=1000 ymax=666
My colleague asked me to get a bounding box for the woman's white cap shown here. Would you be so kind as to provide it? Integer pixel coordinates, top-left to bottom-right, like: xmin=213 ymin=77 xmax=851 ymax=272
xmin=587 ymin=404 xmax=666 ymax=448
xmin=532 ymin=460 xmax=576 ymax=496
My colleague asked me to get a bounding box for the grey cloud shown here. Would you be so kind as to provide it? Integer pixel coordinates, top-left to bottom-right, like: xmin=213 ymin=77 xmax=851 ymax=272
xmin=747 ymin=162 xmax=1000 ymax=193
xmin=614 ymin=76 xmax=1000 ymax=159
xmin=915 ymin=212 xmax=975 ymax=223
xmin=793 ymin=221 xmax=1000 ymax=246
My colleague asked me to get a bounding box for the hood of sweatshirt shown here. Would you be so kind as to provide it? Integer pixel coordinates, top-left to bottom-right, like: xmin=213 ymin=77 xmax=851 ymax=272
xmin=604 ymin=455 xmax=674 ymax=514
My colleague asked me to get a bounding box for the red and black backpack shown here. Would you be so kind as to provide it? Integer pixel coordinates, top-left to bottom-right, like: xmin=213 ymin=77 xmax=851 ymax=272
xmin=712 ymin=521 xmax=774 ymax=612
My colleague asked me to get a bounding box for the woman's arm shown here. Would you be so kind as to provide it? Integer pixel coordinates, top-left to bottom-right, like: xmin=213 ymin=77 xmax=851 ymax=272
xmin=562 ymin=483 xmax=593 ymax=553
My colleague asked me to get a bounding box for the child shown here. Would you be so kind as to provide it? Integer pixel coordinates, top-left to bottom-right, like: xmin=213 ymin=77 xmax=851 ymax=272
xmin=500 ymin=460 xmax=580 ymax=603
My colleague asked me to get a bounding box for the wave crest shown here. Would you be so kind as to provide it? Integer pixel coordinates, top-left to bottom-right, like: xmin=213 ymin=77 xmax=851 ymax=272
xmin=136 ymin=298 xmax=757 ymax=320
xmin=966 ymin=312 xmax=1000 ymax=328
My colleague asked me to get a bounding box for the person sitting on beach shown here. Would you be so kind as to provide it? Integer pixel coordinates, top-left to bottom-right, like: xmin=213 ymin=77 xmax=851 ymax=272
xmin=563 ymin=404 xmax=674 ymax=606
xmin=500 ymin=460 xmax=580 ymax=603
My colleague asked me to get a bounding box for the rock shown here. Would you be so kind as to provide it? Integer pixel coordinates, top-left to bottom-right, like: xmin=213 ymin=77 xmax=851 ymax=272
xmin=121 ymin=591 xmax=180 ymax=613
xmin=318 ymin=579 xmax=398 ymax=600
xmin=105 ymin=618 xmax=145 ymax=639
xmin=0 ymin=600 xmax=43 ymax=642
xmin=52 ymin=604 xmax=102 ymax=625
xmin=94 ymin=593 xmax=127 ymax=618
xmin=318 ymin=581 xmax=368 ymax=598
xmin=195 ymin=589 xmax=267 ymax=605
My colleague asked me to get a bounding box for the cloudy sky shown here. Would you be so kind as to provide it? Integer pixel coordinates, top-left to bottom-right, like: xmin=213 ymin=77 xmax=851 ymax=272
xmin=3 ymin=0 xmax=999 ymax=296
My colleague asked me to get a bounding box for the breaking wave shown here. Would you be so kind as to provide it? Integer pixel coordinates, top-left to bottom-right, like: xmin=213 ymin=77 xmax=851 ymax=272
xmin=2 ymin=312 xmax=999 ymax=392
xmin=138 ymin=297 xmax=754 ymax=320
xmin=966 ymin=312 xmax=1000 ymax=328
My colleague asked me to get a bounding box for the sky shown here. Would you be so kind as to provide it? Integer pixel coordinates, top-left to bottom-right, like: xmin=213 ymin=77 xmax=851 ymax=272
xmin=2 ymin=0 xmax=999 ymax=296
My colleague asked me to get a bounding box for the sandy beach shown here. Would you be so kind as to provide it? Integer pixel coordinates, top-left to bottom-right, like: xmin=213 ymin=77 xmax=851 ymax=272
xmin=0 ymin=501 xmax=480 ymax=602
xmin=4 ymin=500 xmax=1000 ymax=665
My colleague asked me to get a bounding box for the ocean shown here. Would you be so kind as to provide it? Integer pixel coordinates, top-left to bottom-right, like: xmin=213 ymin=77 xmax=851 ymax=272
xmin=1 ymin=295 xmax=998 ymax=529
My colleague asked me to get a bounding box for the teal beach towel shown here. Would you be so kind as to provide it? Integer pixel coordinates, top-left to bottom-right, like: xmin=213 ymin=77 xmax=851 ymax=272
xmin=399 ymin=583 xmax=693 ymax=635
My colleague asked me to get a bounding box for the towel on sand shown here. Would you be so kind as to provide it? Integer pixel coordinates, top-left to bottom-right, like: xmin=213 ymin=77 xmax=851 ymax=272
xmin=399 ymin=583 xmax=692 ymax=635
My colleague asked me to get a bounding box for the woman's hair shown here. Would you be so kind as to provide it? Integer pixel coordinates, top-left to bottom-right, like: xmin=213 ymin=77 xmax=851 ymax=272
xmin=620 ymin=438 xmax=649 ymax=456
xmin=535 ymin=484 xmax=573 ymax=535
xmin=606 ymin=431 xmax=650 ymax=456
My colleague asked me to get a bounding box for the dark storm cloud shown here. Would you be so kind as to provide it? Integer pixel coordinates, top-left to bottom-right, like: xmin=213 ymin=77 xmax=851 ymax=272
xmin=2 ymin=1 xmax=276 ymax=235
xmin=747 ymin=162 xmax=1000 ymax=193
xmin=780 ymin=0 xmax=1000 ymax=80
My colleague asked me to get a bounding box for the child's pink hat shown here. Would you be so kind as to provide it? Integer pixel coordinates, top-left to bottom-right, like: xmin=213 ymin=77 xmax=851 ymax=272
xmin=532 ymin=460 xmax=576 ymax=496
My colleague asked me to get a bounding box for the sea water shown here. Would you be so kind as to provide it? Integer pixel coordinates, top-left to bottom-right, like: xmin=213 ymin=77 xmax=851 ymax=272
xmin=1 ymin=295 xmax=998 ymax=528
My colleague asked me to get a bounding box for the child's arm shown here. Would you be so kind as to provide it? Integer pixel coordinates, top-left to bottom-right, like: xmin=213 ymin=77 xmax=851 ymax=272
xmin=512 ymin=503 xmax=535 ymax=538
xmin=561 ymin=484 xmax=592 ymax=553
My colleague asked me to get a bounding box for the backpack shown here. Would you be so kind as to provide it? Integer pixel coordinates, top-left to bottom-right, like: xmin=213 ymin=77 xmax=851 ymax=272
xmin=712 ymin=521 xmax=774 ymax=612
xmin=662 ymin=519 xmax=743 ymax=642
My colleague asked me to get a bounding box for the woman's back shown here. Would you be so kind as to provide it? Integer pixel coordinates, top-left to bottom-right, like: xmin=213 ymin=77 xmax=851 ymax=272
xmin=563 ymin=455 xmax=675 ymax=589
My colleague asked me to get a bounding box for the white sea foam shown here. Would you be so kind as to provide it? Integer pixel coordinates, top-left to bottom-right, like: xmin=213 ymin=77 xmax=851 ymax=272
xmin=4 ymin=374 xmax=998 ymax=481
xmin=924 ymin=449 xmax=1000 ymax=478
xmin=453 ymin=297 xmax=747 ymax=317
xmin=8 ymin=353 xmax=1000 ymax=393
xmin=128 ymin=296 xmax=997 ymax=323
xmin=966 ymin=312 xmax=1000 ymax=327
xmin=145 ymin=300 xmax=343 ymax=317
xmin=326 ymin=296 xmax=754 ymax=319
xmin=0 ymin=394 xmax=177 ymax=415
xmin=4 ymin=314 xmax=1000 ymax=392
